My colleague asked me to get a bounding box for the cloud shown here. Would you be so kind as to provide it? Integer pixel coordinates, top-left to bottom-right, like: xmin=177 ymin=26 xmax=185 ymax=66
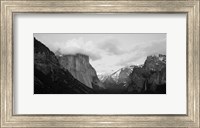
xmin=82 ymin=51 xmax=102 ymax=61
xmin=143 ymin=39 xmax=166 ymax=55
xmin=116 ymin=38 xmax=166 ymax=66
xmin=116 ymin=51 xmax=146 ymax=66
xmin=46 ymin=37 xmax=102 ymax=61
xmin=98 ymin=38 xmax=125 ymax=55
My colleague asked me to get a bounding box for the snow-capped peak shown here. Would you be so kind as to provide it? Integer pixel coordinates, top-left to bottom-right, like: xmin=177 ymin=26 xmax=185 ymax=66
xmin=98 ymin=65 xmax=137 ymax=83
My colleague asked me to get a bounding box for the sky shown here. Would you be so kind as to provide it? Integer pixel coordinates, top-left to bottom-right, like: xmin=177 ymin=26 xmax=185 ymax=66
xmin=34 ymin=33 xmax=166 ymax=75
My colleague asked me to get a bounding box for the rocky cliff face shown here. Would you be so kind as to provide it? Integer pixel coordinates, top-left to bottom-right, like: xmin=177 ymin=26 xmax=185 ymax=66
xmin=34 ymin=38 xmax=94 ymax=94
xmin=57 ymin=54 xmax=104 ymax=89
xmin=128 ymin=54 xmax=166 ymax=93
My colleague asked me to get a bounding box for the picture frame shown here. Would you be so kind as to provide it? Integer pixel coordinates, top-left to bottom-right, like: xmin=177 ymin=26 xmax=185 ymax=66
xmin=1 ymin=0 xmax=199 ymax=127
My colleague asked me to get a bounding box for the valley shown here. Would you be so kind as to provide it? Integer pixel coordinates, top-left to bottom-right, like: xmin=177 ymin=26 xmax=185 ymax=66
xmin=34 ymin=37 xmax=166 ymax=94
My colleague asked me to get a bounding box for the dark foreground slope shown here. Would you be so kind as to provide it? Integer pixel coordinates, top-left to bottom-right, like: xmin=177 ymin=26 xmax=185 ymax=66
xmin=34 ymin=38 xmax=94 ymax=94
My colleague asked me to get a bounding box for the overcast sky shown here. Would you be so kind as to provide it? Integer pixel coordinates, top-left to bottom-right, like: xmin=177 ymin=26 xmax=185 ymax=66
xmin=34 ymin=33 xmax=166 ymax=75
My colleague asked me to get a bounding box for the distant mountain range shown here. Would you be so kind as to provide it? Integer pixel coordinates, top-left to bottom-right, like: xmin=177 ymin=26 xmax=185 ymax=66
xmin=34 ymin=38 xmax=166 ymax=94
xmin=98 ymin=65 xmax=142 ymax=86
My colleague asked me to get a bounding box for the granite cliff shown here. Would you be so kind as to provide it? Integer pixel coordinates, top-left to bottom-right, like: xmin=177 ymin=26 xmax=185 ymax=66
xmin=34 ymin=38 xmax=94 ymax=94
xmin=57 ymin=54 xmax=104 ymax=89
xmin=127 ymin=54 xmax=166 ymax=93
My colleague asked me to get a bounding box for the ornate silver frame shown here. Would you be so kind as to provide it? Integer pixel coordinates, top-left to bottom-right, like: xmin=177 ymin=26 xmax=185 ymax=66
xmin=1 ymin=0 xmax=199 ymax=127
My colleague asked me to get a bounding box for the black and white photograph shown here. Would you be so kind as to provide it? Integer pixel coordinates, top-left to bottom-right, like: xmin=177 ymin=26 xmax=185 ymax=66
xmin=34 ymin=33 xmax=166 ymax=94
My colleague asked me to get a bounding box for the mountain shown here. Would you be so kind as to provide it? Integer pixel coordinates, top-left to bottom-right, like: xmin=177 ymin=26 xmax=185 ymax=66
xmin=127 ymin=54 xmax=166 ymax=94
xmin=99 ymin=65 xmax=141 ymax=88
xmin=98 ymin=66 xmax=137 ymax=93
xmin=97 ymin=54 xmax=166 ymax=94
xmin=98 ymin=73 xmax=109 ymax=82
xmin=34 ymin=38 xmax=94 ymax=94
xmin=57 ymin=54 xmax=104 ymax=89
